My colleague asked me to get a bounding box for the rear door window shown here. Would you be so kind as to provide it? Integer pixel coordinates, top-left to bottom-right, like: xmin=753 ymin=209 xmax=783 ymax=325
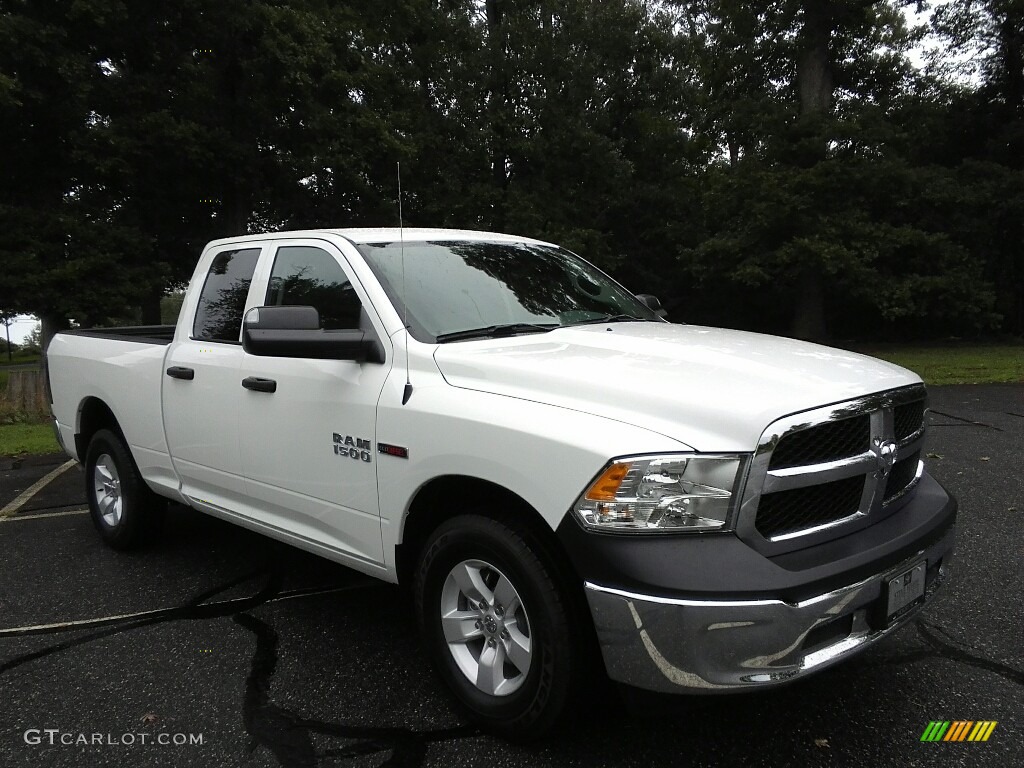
xmin=192 ymin=248 xmax=262 ymax=342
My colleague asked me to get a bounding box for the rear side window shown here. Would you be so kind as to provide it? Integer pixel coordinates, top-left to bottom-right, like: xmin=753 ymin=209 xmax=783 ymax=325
xmin=192 ymin=248 xmax=261 ymax=342
xmin=265 ymin=246 xmax=362 ymax=330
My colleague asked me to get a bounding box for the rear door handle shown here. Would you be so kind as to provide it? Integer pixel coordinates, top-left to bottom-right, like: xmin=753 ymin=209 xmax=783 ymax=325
xmin=166 ymin=366 xmax=195 ymax=381
xmin=242 ymin=376 xmax=277 ymax=393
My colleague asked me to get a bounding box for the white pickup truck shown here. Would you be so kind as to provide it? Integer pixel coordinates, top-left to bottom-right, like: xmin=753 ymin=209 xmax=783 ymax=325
xmin=45 ymin=228 xmax=957 ymax=736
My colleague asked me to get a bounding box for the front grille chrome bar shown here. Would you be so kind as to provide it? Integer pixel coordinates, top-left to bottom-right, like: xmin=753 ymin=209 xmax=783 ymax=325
xmin=763 ymin=452 xmax=877 ymax=493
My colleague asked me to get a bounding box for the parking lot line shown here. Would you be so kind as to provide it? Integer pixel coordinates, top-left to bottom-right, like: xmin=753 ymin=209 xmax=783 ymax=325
xmin=0 ymin=459 xmax=77 ymax=519
xmin=0 ymin=582 xmax=377 ymax=638
xmin=0 ymin=508 xmax=88 ymax=523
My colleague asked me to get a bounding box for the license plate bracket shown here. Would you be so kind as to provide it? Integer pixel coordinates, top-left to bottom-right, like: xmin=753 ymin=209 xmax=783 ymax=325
xmin=885 ymin=560 xmax=926 ymax=625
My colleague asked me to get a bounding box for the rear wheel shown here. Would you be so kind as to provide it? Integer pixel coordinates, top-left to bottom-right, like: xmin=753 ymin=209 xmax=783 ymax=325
xmin=84 ymin=428 xmax=165 ymax=549
xmin=415 ymin=515 xmax=581 ymax=738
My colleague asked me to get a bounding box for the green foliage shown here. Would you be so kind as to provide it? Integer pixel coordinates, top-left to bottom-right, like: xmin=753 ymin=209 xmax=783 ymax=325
xmin=21 ymin=324 xmax=42 ymax=353
xmin=672 ymin=0 xmax=1012 ymax=340
xmin=0 ymin=351 xmax=41 ymax=368
xmin=160 ymin=293 xmax=185 ymax=325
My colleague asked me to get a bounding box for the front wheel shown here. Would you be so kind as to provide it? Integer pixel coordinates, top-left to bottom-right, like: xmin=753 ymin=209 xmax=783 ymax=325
xmin=84 ymin=428 xmax=165 ymax=550
xmin=414 ymin=515 xmax=582 ymax=738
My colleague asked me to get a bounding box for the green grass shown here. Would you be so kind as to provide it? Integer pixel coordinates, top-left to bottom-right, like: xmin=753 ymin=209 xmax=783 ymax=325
xmin=0 ymin=351 xmax=41 ymax=366
xmin=0 ymin=422 xmax=60 ymax=457
xmin=857 ymin=345 xmax=1024 ymax=385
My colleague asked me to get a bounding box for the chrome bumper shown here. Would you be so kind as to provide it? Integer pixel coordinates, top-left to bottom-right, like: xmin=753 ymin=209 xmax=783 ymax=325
xmin=583 ymin=526 xmax=954 ymax=693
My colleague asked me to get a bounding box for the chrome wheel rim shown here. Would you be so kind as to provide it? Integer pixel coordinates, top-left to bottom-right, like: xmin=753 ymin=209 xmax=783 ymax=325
xmin=440 ymin=559 xmax=533 ymax=697
xmin=93 ymin=454 xmax=123 ymax=527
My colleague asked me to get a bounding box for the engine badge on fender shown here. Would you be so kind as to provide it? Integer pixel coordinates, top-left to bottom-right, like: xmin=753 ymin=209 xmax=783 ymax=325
xmin=333 ymin=433 xmax=372 ymax=463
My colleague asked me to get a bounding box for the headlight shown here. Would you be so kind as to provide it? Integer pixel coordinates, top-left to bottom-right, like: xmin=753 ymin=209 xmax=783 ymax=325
xmin=572 ymin=454 xmax=747 ymax=533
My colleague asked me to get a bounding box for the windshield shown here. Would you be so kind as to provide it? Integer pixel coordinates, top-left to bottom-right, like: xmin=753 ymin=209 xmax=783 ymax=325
xmin=356 ymin=240 xmax=658 ymax=342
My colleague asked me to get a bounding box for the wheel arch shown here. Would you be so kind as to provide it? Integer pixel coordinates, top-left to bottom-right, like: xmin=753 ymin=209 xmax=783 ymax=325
xmin=395 ymin=476 xmax=592 ymax=640
xmin=74 ymin=396 xmax=124 ymax=460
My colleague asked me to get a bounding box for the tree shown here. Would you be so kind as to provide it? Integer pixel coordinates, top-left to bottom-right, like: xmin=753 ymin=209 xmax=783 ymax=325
xmin=1 ymin=311 xmax=16 ymax=362
xmin=0 ymin=0 xmax=154 ymax=348
xmin=675 ymin=0 xmax=1001 ymax=340
xmin=23 ymin=323 xmax=43 ymax=353
xmin=0 ymin=0 xmax=1017 ymax=342
xmin=469 ymin=0 xmax=704 ymax=282
xmin=923 ymin=0 xmax=1024 ymax=334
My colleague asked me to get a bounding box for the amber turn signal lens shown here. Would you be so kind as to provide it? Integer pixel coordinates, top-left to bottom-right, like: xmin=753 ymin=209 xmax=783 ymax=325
xmin=585 ymin=462 xmax=632 ymax=501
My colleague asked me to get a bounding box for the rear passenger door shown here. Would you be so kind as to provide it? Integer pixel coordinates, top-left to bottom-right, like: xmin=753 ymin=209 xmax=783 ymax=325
xmin=163 ymin=244 xmax=264 ymax=510
xmin=238 ymin=240 xmax=391 ymax=567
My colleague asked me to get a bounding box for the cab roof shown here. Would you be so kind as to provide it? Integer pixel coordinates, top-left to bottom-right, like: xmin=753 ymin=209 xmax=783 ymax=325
xmin=206 ymin=228 xmax=556 ymax=249
xmin=324 ymin=228 xmax=554 ymax=246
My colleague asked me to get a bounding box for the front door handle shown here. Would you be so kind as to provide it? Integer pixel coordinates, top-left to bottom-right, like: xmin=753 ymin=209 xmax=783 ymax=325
xmin=242 ymin=376 xmax=277 ymax=393
xmin=166 ymin=366 xmax=195 ymax=380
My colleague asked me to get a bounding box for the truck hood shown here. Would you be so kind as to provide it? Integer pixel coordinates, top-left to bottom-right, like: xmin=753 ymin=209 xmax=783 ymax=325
xmin=432 ymin=323 xmax=920 ymax=451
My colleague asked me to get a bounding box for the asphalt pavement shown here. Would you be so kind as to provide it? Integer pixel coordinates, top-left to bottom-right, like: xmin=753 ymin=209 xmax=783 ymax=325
xmin=0 ymin=384 xmax=1020 ymax=767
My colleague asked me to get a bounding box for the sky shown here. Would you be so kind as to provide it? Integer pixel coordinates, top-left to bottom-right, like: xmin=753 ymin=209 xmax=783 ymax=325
xmin=3 ymin=316 xmax=39 ymax=346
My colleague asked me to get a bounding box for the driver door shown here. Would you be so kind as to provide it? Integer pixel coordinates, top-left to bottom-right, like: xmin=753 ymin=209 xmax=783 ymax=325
xmin=237 ymin=240 xmax=392 ymax=567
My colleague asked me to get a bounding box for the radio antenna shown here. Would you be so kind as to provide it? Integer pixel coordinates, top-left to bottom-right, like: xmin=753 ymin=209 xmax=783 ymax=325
xmin=398 ymin=162 xmax=413 ymax=405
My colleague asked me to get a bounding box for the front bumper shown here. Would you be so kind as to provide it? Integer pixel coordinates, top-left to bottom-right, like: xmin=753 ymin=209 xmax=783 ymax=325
xmin=561 ymin=473 xmax=956 ymax=693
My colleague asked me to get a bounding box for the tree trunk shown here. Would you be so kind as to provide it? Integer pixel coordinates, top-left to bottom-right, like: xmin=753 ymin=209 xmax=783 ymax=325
xmin=789 ymin=0 xmax=835 ymax=341
xmin=486 ymin=0 xmax=509 ymax=228
xmin=39 ymin=313 xmax=69 ymax=355
xmin=999 ymin=10 xmax=1023 ymax=169
xmin=796 ymin=0 xmax=833 ymax=162
xmin=220 ymin=181 xmax=249 ymax=237
xmin=727 ymin=134 xmax=739 ymax=167
xmin=218 ymin=32 xmax=250 ymax=237
xmin=792 ymin=267 xmax=827 ymax=341
xmin=140 ymin=286 xmax=164 ymax=326
xmin=999 ymin=11 xmax=1023 ymax=114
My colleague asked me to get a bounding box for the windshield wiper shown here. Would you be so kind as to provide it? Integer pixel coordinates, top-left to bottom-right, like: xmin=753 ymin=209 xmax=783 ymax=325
xmin=435 ymin=323 xmax=560 ymax=343
xmin=571 ymin=313 xmax=646 ymax=325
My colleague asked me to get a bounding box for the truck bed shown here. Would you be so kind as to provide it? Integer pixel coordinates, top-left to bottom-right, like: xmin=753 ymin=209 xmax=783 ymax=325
xmin=47 ymin=330 xmax=173 ymax=474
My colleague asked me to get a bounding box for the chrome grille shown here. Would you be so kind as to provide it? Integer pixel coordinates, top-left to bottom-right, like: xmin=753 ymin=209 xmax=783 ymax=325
xmin=737 ymin=385 xmax=928 ymax=553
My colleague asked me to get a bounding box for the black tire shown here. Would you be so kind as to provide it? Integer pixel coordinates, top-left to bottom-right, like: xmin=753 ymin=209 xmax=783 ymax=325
xmin=84 ymin=428 xmax=165 ymax=550
xmin=414 ymin=514 xmax=582 ymax=739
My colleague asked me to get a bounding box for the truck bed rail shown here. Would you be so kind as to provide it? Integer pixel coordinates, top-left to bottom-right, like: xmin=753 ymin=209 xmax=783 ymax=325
xmin=60 ymin=325 xmax=175 ymax=345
